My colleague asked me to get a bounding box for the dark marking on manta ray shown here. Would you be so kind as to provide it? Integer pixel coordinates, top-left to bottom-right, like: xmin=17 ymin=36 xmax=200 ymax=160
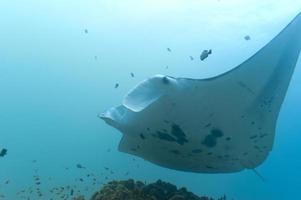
xmin=260 ymin=133 xmax=268 ymax=138
xmin=206 ymin=165 xmax=214 ymax=169
xmin=171 ymin=124 xmax=188 ymax=145
xmin=155 ymin=124 xmax=188 ymax=145
xmin=156 ymin=131 xmax=176 ymax=142
xmin=140 ymin=133 xmax=145 ymax=140
xmin=237 ymin=81 xmax=255 ymax=95
xmin=250 ymin=135 xmax=258 ymax=139
xmin=202 ymin=128 xmax=224 ymax=148
xmin=204 ymin=123 xmax=212 ymax=128
xmin=170 ymin=150 xmax=181 ymax=155
xmin=192 ymin=149 xmax=203 ymax=153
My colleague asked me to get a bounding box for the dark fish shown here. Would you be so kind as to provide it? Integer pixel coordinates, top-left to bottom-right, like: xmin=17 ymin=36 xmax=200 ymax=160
xmin=244 ymin=35 xmax=251 ymax=40
xmin=76 ymin=164 xmax=85 ymax=169
xmin=130 ymin=72 xmax=135 ymax=77
xmin=200 ymin=49 xmax=212 ymax=61
xmin=189 ymin=56 xmax=194 ymax=60
xmin=167 ymin=47 xmax=172 ymax=52
xmin=84 ymin=29 xmax=88 ymax=34
xmin=114 ymin=83 xmax=119 ymax=88
xmin=0 ymin=148 xmax=7 ymax=157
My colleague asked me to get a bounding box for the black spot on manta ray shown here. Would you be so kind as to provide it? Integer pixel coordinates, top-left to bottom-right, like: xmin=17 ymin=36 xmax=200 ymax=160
xmin=192 ymin=149 xmax=203 ymax=153
xmin=140 ymin=133 xmax=145 ymax=140
xmin=202 ymin=128 xmax=224 ymax=148
xmin=170 ymin=150 xmax=181 ymax=155
xmin=154 ymin=124 xmax=188 ymax=145
xmin=156 ymin=131 xmax=176 ymax=142
xmin=204 ymin=123 xmax=212 ymax=128
xmin=130 ymin=148 xmax=137 ymax=152
xmin=171 ymin=124 xmax=188 ymax=145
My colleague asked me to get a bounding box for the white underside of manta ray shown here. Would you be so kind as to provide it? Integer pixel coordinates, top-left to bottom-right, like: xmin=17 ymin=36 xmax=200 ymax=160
xmin=100 ymin=13 xmax=301 ymax=173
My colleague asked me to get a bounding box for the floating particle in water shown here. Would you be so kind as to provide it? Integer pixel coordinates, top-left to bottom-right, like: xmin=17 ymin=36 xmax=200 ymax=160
xmin=115 ymin=83 xmax=119 ymax=89
xmin=0 ymin=148 xmax=7 ymax=157
xmin=84 ymin=29 xmax=88 ymax=34
xmin=244 ymin=35 xmax=251 ymax=40
xmin=189 ymin=56 xmax=194 ymax=61
xmin=131 ymin=72 xmax=135 ymax=78
xmin=200 ymin=49 xmax=212 ymax=61
xmin=167 ymin=47 xmax=172 ymax=52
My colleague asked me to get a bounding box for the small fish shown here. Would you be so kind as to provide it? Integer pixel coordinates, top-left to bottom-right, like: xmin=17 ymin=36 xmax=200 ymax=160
xmin=189 ymin=56 xmax=194 ymax=61
xmin=0 ymin=148 xmax=7 ymax=157
xmin=200 ymin=49 xmax=212 ymax=61
xmin=76 ymin=164 xmax=85 ymax=169
xmin=244 ymin=35 xmax=251 ymax=41
xmin=167 ymin=47 xmax=172 ymax=52
xmin=114 ymin=83 xmax=119 ymax=89
xmin=84 ymin=29 xmax=88 ymax=34
xmin=130 ymin=72 xmax=135 ymax=78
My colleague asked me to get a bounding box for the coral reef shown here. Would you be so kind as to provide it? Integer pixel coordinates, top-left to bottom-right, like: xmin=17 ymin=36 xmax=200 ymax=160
xmin=83 ymin=179 xmax=226 ymax=200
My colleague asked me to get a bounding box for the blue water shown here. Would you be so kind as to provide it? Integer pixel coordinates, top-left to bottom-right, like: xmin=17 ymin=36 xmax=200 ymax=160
xmin=1 ymin=1 xmax=301 ymax=199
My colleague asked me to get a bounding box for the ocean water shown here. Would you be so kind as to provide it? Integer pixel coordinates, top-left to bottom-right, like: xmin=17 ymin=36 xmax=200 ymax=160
xmin=1 ymin=1 xmax=301 ymax=199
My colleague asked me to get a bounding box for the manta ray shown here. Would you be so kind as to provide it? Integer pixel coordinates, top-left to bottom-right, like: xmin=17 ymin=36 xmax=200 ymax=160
xmin=100 ymin=13 xmax=301 ymax=173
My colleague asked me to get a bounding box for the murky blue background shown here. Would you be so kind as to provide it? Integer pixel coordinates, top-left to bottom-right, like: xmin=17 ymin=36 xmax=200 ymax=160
xmin=1 ymin=1 xmax=301 ymax=199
